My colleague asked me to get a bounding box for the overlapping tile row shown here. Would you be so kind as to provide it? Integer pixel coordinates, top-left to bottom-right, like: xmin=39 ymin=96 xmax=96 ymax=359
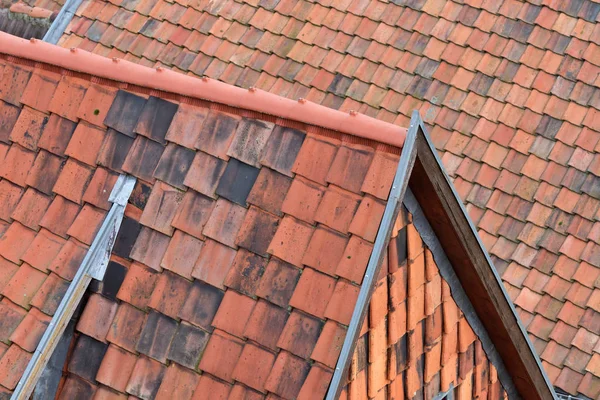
xmin=0 ymin=58 xmax=118 ymax=396
xmin=54 ymin=0 xmax=600 ymax=395
xmin=0 ymin=54 xmax=405 ymax=398
xmin=339 ymin=211 xmax=507 ymax=400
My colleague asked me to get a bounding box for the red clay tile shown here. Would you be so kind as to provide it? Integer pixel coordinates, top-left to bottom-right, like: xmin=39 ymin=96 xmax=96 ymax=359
xmin=10 ymin=187 xmax=51 ymax=231
xmin=247 ymin=167 xmax=292 ymax=217
xmin=20 ymin=68 xmax=60 ymax=112
xmin=255 ymin=257 xmax=301 ymax=308
xmin=76 ymin=293 xmax=118 ymax=342
xmin=9 ymin=106 xmax=49 ymax=152
xmin=212 ymin=289 xmax=256 ymax=338
xmin=203 ymin=198 xmax=247 ymax=248
xmin=48 ymin=75 xmax=90 ymax=122
xmin=67 ymin=204 xmax=106 ymax=245
xmin=0 ymin=297 xmax=27 ymax=343
xmin=52 ymin=159 xmax=93 ymax=205
xmin=265 ymin=351 xmax=311 ymax=399
xmin=199 ymin=329 xmax=244 ymax=382
xmin=268 ymin=216 xmax=313 ymax=268
xmin=106 ymin=302 xmax=145 ymax=353
xmin=139 ymin=182 xmax=183 ymax=236
xmin=0 ymin=344 xmax=32 ymax=390
xmin=45 ymin=236 xmax=86 ymax=281
xmin=160 ymin=230 xmax=203 ymax=279
xmin=64 ymin=121 xmax=106 ymax=166
xmin=0 ymin=64 xmax=32 ymax=107
xmin=301 ymin=225 xmax=347 ymax=276
xmin=314 ymin=185 xmax=361 ymax=234
xmin=155 ymin=363 xmax=199 ymax=400
xmin=289 ymin=267 xmax=336 ymax=319
xmin=82 ymin=168 xmax=119 ymax=211
xmin=183 ymin=151 xmax=227 ymax=198
xmin=96 ymin=344 xmax=137 ymax=392
xmin=2 ymin=262 xmax=46 ymax=310
xmin=326 ymin=144 xmax=374 ymax=194
xmin=281 ymin=177 xmax=324 ymax=225
xmin=361 ymin=151 xmax=399 ymax=200
xmin=192 ymin=374 xmax=231 ymax=399
xmin=277 ymin=310 xmax=322 ymax=360
xmin=292 ymin=136 xmax=339 ymax=185
xmin=227 ymin=118 xmax=274 ymax=167
xmin=349 ymin=195 xmax=386 ymax=243
xmin=125 ymin=356 xmax=166 ymax=399
xmin=77 ymin=83 xmax=118 ymax=127
xmin=324 ymin=279 xmax=359 ymax=326
xmin=26 ymin=150 xmax=63 ymax=195
xmin=232 ymin=343 xmax=276 ymax=393
xmin=223 ymin=249 xmax=266 ymax=297
xmin=336 ymin=235 xmax=373 ymax=284
xmin=241 ymin=298 xmax=288 ymax=351
xmin=0 ymin=179 xmax=23 ymax=222
xmin=116 ymin=261 xmax=157 ymax=310
xmin=190 ymin=239 xmax=234 ymax=290
xmin=311 ymin=320 xmax=346 ymax=369
xmin=148 ymin=270 xmax=191 ymax=319
xmin=0 ymin=144 xmax=36 ymax=186
xmin=0 ymin=221 xmax=36 ymax=264
xmin=21 ymin=229 xmax=66 ymax=273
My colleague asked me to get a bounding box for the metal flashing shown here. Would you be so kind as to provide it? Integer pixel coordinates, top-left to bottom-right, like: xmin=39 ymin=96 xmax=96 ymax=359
xmin=326 ymin=111 xmax=419 ymax=399
xmin=42 ymin=0 xmax=83 ymax=44
xmin=11 ymin=174 xmax=136 ymax=400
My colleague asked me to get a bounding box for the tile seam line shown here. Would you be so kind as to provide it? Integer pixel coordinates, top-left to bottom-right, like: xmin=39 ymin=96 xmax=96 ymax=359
xmin=0 ymin=32 xmax=407 ymax=148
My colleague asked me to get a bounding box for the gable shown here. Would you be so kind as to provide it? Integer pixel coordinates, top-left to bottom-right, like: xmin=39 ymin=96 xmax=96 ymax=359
xmin=341 ymin=209 xmax=508 ymax=400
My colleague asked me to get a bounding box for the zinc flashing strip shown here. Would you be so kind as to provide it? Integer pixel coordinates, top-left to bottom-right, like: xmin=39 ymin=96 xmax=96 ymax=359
xmin=11 ymin=174 xmax=136 ymax=400
xmin=326 ymin=111 xmax=419 ymax=399
xmin=42 ymin=0 xmax=82 ymax=44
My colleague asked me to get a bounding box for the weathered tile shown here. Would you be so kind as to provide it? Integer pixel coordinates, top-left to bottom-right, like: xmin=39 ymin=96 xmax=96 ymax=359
xmin=135 ymin=96 xmax=179 ymax=144
xmin=215 ymin=158 xmax=260 ymax=206
xmin=136 ymin=310 xmax=178 ymax=363
xmin=104 ymin=90 xmax=147 ymax=137
xmin=227 ymin=118 xmax=274 ymax=167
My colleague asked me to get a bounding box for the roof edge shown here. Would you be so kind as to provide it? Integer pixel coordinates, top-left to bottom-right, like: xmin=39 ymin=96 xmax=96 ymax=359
xmin=408 ymin=112 xmax=556 ymax=400
xmin=0 ymin=32 xmax=407 ymax=148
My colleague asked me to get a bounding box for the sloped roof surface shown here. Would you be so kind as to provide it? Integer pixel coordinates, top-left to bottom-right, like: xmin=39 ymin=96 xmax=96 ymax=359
xmin=57 ymin=0 xmax=600 ymax=396
xmin=0 ymin=41 xmax=408 ymax=398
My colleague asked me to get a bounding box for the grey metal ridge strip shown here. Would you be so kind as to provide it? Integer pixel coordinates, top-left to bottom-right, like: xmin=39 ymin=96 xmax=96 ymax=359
xmin=42 ymin=0 xmax=83 ymax=44
xmin=11 ymin=174 xmax=136 ymax=400
xmin=326 ymin=111 xmax=419 ymax=400
xmin=409 ymin=113 xmax=557 ymax=400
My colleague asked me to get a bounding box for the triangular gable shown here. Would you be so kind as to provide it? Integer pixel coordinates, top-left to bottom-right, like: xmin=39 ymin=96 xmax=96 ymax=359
xmin=329 ymin=112 xmax=556 ymax=399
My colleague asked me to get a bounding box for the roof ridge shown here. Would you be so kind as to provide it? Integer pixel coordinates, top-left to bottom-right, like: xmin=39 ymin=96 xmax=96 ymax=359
xmin=0 ymin=32 xmax=407 ymax=148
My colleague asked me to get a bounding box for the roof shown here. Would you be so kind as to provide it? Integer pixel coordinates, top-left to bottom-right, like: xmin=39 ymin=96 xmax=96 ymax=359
xmin=54 ymin=0 xmax=600 ymax=397
xmin=0 ymin=2 xmax=56 ymax=39
xmin=0 ymin=31 xmax=553 ymax=400
xmin=0 ymin=32 xmax=405 ymax=399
